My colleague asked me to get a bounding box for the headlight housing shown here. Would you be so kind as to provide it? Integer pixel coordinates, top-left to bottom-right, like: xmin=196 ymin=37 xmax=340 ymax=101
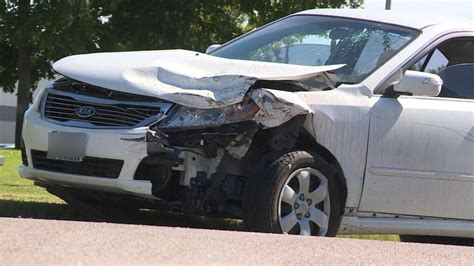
xmin=158 ymin=99 xmax=259 ymax=130
xmin=33 ymin=87 xmax=49 ymax=112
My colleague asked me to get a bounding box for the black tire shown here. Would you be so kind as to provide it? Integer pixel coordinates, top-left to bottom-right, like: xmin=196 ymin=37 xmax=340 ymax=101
xmin=243 ymin=150 xmax=343 ymax=236
xmin=400 ymin=235 xmax=474 ymax=246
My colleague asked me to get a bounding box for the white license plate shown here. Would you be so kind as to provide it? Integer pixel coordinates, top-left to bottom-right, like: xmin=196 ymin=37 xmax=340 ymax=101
xmin=47 ymin=132 xmax=87 ymax=162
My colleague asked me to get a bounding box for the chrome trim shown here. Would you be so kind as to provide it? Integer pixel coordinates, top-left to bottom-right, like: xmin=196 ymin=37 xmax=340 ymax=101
xmin=369 ymin=167 xmax=474 ymax=183
xmin=41 ymin=88 xmax=173 ymax=129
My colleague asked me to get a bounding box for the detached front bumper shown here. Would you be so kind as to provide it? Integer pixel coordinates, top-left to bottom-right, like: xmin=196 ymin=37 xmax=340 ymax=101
xmin=20 ymin=108 xmax=155 ymax=197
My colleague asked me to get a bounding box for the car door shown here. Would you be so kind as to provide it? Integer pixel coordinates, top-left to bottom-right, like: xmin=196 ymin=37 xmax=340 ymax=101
xmin=359 ymin=36 xmax=474 ymax=220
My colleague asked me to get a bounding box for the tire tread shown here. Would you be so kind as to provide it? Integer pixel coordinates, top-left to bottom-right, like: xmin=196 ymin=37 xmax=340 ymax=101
xmin=243 ymin=150 xmax=341 ymax=236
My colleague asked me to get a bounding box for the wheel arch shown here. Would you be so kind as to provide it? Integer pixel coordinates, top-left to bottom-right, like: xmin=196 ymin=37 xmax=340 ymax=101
xmin=241 ymin=116 xmax=348 ymax=215
xmin=296 ymin=129 xmax=348 ymax=215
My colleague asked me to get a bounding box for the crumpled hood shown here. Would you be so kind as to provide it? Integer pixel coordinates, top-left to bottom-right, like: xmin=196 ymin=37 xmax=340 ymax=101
xmin=53 ymin=49 xmax=343 ymax=109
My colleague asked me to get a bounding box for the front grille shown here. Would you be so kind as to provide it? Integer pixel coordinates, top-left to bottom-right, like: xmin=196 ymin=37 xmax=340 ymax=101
xmin=31 ymin=150 xmax=123 ymax=179
xmin=43 ymin=92 xmax=169 ymax=128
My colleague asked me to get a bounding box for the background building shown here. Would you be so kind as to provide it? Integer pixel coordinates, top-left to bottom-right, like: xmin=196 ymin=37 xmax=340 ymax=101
xmin=0 ymin=90 xmax=16 ymax=145
xmin=0 ymin=79 xmax=52 ymax=145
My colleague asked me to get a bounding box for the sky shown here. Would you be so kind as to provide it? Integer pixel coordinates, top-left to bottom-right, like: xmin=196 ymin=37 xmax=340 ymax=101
xmin=364 ymin=0 xmax=474 ymax=20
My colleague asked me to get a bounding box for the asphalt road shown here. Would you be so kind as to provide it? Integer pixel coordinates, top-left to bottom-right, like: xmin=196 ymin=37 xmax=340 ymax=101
xmin=0 ymin=218 xmax=472 ymax=265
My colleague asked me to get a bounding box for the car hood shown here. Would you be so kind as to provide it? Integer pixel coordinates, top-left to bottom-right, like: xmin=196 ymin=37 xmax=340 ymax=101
xmin=53 ymin=49 xmax=344 ymax=109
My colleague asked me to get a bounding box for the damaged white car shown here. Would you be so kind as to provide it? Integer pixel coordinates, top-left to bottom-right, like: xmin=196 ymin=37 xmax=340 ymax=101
xmin=20 ymin=9 xmax=474 ymax=241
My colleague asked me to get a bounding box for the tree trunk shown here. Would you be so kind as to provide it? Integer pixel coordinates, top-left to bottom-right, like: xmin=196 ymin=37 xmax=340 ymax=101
xmin=15 ymin=45 xmax=33 ymax=148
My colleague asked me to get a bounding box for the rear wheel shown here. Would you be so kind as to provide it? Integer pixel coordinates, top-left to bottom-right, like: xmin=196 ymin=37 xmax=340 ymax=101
xmin=243 ymin=150 xmax=343 ymax=236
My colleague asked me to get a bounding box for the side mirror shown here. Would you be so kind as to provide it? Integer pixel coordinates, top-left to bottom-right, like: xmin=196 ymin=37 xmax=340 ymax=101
xmin=206 ymin=44 xmax=221 ymax=54
xmin=394 ymin=70 xmax=442 ymax=97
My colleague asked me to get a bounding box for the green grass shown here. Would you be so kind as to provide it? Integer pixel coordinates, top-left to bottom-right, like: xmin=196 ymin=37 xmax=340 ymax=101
xmin=0 ymin=149 xmax=62 ymax=203
xmin=337 ymin=234 xmax=400 ymax=241
xmin=0 ymin=149 xmax=398 ymax=241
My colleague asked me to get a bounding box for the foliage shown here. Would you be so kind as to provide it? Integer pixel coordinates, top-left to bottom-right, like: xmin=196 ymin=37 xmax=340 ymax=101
xmin=0 ymin=0 xmax=102 ymax=93
xmin=95 ymin=0 xmax=241 ymax=52
xmin=98 ymin=0 xmax=362 ymax=53
xmin=239 ymin=0 xmax=356 ymax=31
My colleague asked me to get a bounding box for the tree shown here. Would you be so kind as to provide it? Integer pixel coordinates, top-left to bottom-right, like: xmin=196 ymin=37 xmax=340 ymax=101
xmin=239 ymin=0 xmax=356 ymax=30
xmin=96 ymin=0 xmax=245 ymax=52
xmin=98 ymin=0 xmax=362 ymax=52
xmin=0 ymin=0 xmax=103 ymax=148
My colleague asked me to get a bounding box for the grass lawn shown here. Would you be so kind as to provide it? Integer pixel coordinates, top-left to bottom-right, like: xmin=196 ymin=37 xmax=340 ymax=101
xmin=0 ymin=149 xmax=61 ymax=203
xmin=0 ymin=149 xmax=399 ymax=241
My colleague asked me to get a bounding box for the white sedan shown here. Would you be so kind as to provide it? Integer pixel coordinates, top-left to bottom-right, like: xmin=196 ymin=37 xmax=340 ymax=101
xmin=20 ymin=9 xmax=473 ymax=243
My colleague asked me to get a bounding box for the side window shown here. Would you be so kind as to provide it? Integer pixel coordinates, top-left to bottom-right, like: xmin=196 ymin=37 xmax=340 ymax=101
xmin=410 ymin=49 xmax=448 ymax=74
xmin=409 ymin=38 xmax=474 ymax=99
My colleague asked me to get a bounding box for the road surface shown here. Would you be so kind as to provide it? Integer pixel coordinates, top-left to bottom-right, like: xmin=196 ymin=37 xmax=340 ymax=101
xmin=0 ymin=217 xmax=472 ymax=265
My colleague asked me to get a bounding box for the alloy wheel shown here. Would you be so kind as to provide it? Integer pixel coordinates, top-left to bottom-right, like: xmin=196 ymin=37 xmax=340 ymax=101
xmin=277 ymin=167 xmax=330 ymax=236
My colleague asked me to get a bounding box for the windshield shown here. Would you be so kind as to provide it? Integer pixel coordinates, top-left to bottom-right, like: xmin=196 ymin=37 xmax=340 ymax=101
xmin=212 ymin=15 xmax=419 ymax=84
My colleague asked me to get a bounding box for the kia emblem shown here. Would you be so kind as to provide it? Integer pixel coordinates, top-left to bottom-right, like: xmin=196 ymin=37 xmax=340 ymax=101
xmin=75 ymin=106 xmax=96 ymax=118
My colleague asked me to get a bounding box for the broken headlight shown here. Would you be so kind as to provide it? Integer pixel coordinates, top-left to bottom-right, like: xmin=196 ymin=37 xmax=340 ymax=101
xmin=158 ymin=100 xmax=259 ymax=130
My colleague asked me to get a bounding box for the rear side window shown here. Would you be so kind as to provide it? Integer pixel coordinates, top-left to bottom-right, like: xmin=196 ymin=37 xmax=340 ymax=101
xmin=410 ymin=38 xmax=474 ymax=99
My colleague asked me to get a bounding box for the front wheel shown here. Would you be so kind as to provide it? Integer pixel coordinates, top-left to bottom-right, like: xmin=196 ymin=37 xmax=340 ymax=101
xmin=243 ymin=150 xmax=343 ymax=236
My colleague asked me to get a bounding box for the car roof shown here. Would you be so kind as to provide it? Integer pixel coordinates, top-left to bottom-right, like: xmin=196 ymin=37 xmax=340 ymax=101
xmin=296 ymin=9 xmax=473 ymax=31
